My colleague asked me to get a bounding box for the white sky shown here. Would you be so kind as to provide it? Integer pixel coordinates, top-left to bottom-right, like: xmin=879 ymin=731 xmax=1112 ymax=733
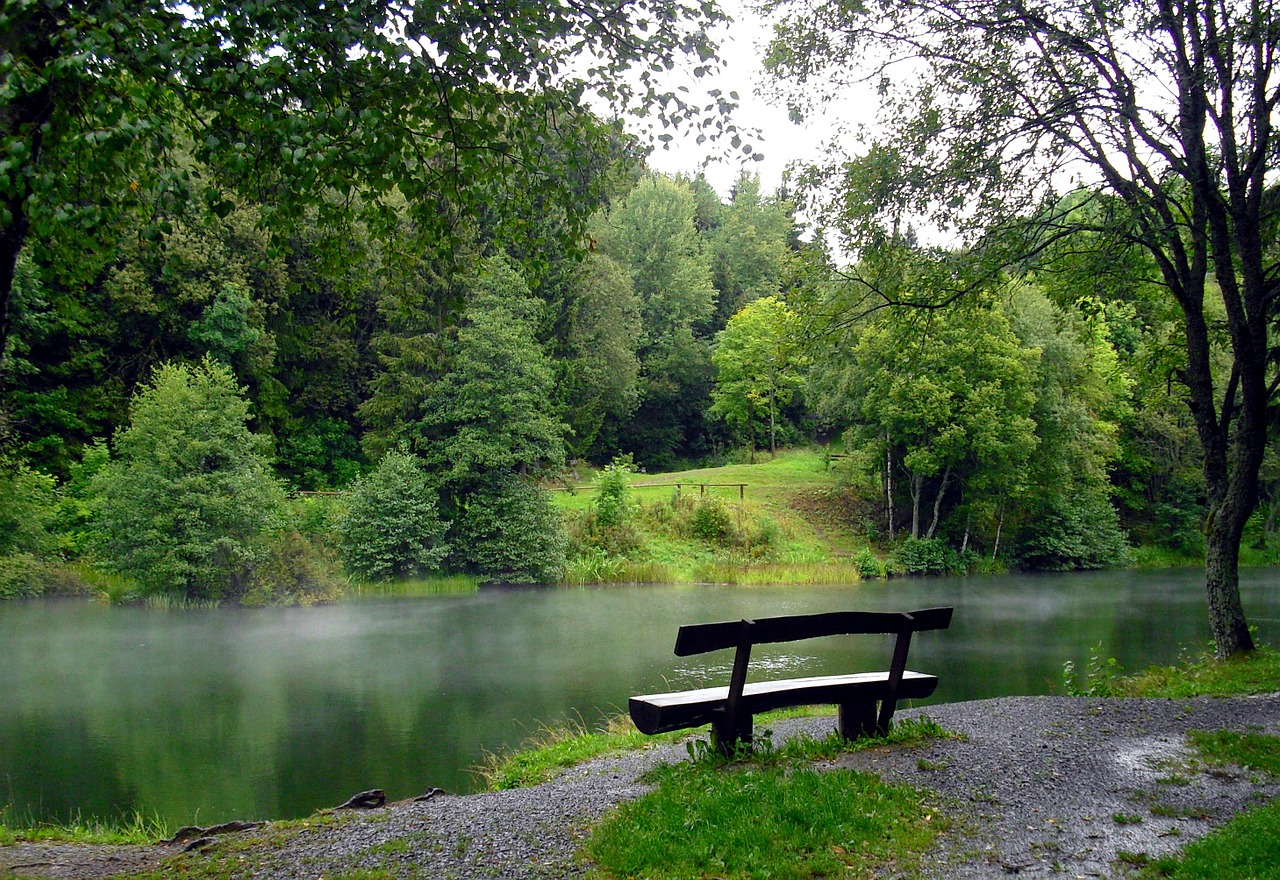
xmin=640 ymin=0 xmax=834 ymax=199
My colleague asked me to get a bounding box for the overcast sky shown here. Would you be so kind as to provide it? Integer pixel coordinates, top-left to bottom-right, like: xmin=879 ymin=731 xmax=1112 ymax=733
xmin=640 ymin=0 xmax=830 ymax=198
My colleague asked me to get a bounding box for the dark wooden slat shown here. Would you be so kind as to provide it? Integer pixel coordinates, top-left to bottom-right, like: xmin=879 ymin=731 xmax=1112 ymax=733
xmin=673 ymin=607 xmax=953 ymax=656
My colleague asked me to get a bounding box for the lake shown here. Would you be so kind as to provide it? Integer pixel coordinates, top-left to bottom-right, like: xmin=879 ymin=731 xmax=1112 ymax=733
xmin=3 ymin=568 xmax=1279 ymax=827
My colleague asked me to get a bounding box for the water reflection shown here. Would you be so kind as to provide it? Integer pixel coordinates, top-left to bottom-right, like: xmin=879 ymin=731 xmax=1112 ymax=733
xmin=2 ymin=569 xmax=1277 ymax=826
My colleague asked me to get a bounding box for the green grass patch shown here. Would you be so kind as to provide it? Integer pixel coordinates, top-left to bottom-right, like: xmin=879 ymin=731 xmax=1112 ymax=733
xmin=1131 ymin=727 xmax=1280 ymax=878
xmin=1186 ymin=729 xmax=1280 ymax=776
xmin=1138 ymin=798 xmax=1280 ymax=879
xmin=479 ymin=715 xmax=685 ymax=791
xmin=0 ymin=805 xmax=170 ymax=846
xmin=1115 ymin=645 xmax=1280 ymax=698
xmin=585 ymin=718 xmax=950 ymax=880
xmin=585 ymin=760 xmax=943 ymax=880
xmin=555 ymin=449 xmax=867 ymax=585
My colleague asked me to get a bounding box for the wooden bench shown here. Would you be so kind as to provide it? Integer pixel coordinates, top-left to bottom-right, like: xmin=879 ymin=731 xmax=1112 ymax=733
xmin=629 ymin=607 xmax=953 ymax=754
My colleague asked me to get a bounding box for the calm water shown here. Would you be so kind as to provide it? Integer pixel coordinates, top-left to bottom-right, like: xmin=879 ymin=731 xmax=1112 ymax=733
xmin=3 ymin=569 xmax=1279 ymax=826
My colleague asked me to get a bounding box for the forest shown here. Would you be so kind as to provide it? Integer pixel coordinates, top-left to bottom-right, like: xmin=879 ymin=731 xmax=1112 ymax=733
xmin=3 ymin=2 xmax=1279 ymax=660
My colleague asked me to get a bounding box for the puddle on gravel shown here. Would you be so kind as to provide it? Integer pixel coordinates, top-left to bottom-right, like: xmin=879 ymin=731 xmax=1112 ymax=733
xmin=1112 ymin=735 xmax=1189 ymax=775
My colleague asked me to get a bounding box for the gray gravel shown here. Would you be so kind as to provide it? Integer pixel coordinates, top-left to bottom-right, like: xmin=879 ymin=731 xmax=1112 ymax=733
xmin=3 ymin=695 xmax=1278 ymax=879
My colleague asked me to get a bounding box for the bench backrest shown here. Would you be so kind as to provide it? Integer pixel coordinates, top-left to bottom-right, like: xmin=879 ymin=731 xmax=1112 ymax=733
xmin=673 ymin=607 xmax=953 ymax=657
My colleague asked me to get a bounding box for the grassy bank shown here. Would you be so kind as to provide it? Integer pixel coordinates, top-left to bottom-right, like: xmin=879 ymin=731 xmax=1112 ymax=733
xmin=0 ymin=807 xmax=168 ymax=847
xmin=555 ymin=449 xmax=876 ymax=585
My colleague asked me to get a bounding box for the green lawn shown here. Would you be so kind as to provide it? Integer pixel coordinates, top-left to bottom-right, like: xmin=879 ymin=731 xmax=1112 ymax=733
xmin=553 ymin=449 xmax=877 ymax=583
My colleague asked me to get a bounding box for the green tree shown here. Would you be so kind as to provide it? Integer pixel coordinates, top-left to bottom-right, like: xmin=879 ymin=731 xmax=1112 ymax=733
xmin=452 ymin=473 xmax=567 ymax=584
xmin=1006 ymin=287 xmax=1132 ymax=570
xmin=407 ymin=255 xmax=568 ymax=582
xmin=766 ymin=0 xmax=1278 ymax=656
xmin=418 ymin=255 xmax=566 ymax=493
xmin=809 ymin=300 xmax=1039 ymax=546
xmin=0 ymin=0 xmax=737 ymax=359
xmin=710 ymin=296 xmax=806 ymax=459
xmin=559 ymin=250 xmax=642 ymax=458
xmin=596 ymin=175 xmax=717 ymax=347
xmin=90 ymin=358 xmax=285 ymax=601
xmin=708 ymin=173 xmax=794 ymax=329
xmin=336 ymin=449 xmax=449 ymax=582
xmin=594 ymin=174 xmax=719 ymax=466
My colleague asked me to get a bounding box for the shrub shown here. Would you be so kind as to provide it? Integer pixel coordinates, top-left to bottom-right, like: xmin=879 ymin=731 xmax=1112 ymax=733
xmin=0 ymin=463 xmax=59 ymax=557
xmin=568 ymin=455 xmax=642 ymax=558
xmin=0 ymin=554 xmax=94 ymax=600
xmin=744 ymin=515 xmax=780 ymax=556
xmin=452 ymin=475 xmax=566 ymax=584
xmin=240 ymin=530 xmax=345 ymax=606
xmin=853 ymin=548 xmax=886 ymax=579
xmin=687 ymin=497 xmax=733 ymax=544
xmin=335 ymin=450 xmax=449 ymax=581
xmin=892 ymin=537 xmax=962 ymax=576
xmin=594 ymin=455 xmax=636 ymax=530
xmin=0 ymin=553 xmax=47 ymax=599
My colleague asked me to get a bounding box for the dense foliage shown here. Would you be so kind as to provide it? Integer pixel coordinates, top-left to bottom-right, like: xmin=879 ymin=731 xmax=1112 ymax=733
xmin=4 ymin=2 xmax=1276 ymax=614
xmin=90 ymin=358 xmax=286 ymax=601
xmin=764 ymin=0 xmax=1280 ymax=656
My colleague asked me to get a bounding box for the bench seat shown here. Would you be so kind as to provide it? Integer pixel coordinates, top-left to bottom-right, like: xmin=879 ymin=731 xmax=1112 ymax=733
xmin=630 ymin=669 xmax=940 ymax=735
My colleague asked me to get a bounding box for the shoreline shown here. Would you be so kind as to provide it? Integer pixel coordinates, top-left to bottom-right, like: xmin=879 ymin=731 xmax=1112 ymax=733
xmin=4 ymin=693 xmax=1279 ymax=879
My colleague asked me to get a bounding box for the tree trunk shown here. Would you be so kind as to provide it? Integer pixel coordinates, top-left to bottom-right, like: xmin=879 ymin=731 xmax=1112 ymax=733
xmin=925 ymin=466 xmax=950 ymax=540
xmin=884 ymin=432 xmax=895 ymax=540
xmin=768 ymin=385 xmax=777 ymax=459
xmin=909 ymin=472 xmax=922 ymax=539
xmin=1204 ymin=522 xmax=1255 ymax=658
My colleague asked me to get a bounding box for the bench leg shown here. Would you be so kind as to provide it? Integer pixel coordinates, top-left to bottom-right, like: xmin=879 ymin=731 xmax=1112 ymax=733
xmin=837 ymin=701 xmax=879 ymax=739
xmin=711 ymin=713 xmax=753 ymax=756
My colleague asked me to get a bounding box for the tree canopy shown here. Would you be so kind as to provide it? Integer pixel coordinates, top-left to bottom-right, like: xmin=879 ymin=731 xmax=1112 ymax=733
xmin=0 ymin=0 xmax=739 ymax=357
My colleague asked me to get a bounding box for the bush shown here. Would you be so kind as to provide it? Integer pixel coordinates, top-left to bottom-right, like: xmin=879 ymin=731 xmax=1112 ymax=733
xmin=0 ymin=554 xmax=94 ymax=599
xmin=335 ymin=450 xmax=450 ymax=581
xmin=594 ymin=455 xmax=636 ymax=530
xmin=892 ymin=537 xmax=962 ymax=576
xmin=853 ymin=548 xmax=886 ymax=579
xmin=452 ymin=475 xmax=566 ymax=584
xmin=240 ymin=530 xmax=345 ymax=606
xmin=0 ymin=464 xmax=59 ymax=558
xmin=0 ymin=553 xmax=47 ymax=599
xmin=568 ymin=455 xmax=642 ymax=558
xmin=687 ymin=497 xmax=733 ymax=544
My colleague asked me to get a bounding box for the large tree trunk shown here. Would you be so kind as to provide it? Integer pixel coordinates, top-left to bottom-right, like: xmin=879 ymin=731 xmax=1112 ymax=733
xmin=1204 ymin=523 xmax=1255 ymax=658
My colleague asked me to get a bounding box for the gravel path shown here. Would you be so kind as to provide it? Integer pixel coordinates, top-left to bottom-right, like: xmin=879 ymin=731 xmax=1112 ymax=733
xmin=3 ymin=695 xmax=1278 ymax=880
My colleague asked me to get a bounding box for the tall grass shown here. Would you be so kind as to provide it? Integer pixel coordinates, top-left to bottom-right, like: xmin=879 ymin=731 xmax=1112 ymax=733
xmin=0 ymin=804 xmax=169 ymax=846
xmin=690 ymin=561 xmax=865 ymax=585
xmin=344 ymin=575 xmax=479 ymax=598
xmin=1113 ymin=645 xmax=1280 ymax=698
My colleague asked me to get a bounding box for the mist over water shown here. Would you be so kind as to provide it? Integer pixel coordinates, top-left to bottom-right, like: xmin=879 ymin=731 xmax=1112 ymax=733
xmin=4 ymin=569 xmax=1278 ymax=827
